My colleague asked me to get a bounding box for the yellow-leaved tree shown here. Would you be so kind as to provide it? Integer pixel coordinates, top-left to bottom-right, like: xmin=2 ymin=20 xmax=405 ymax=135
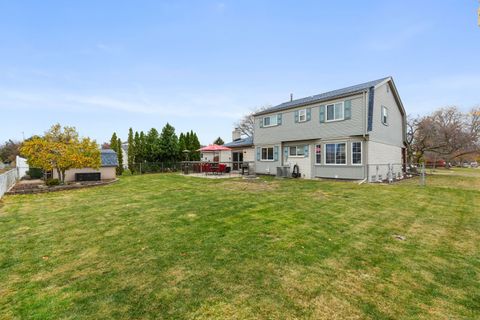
xmin=21 ymin=124 xmax=101 ymax=183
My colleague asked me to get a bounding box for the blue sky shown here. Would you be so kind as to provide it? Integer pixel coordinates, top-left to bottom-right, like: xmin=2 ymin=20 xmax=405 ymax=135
xmin=0 ymin=0 xmax=479 ymax=144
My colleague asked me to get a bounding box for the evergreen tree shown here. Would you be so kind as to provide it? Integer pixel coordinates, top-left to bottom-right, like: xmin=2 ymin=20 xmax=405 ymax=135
xmin=116 ymin=137 xmax=124 ymax=175
xmin=190 ymin=131 xmax=201 ymax=161
xmin=213 ymin=137 xmax=224 ymax=145
xmin=127 ymin=128 xmax=135 ymax=171
xmin=139 ymin=131 xmax=146 ymax=162
xmin=145 ymin=128 xmax=160 ymax=162
xmin=178 ymin=133 xmax=186 ymax=160
xmin=134 ymin=131 xmax=142 ymax=163
xmin=159 ymin=123 xmax=179 ymax=162
xmin=185 ymin=131 xmax=191 ymax=152
xmin=110 ymin=132 xmax=118 ymax=152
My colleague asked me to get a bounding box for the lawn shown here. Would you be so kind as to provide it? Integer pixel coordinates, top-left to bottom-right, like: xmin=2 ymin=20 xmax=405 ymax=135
xmin=0 ymin=173 xmax=479 ymax=319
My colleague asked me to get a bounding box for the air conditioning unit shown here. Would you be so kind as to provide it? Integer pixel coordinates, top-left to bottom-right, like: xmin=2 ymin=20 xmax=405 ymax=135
xmin=276 ymin=166 xmax=291 ymax=178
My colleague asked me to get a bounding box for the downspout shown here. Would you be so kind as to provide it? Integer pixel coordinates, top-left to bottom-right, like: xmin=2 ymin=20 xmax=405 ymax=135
xmin=363 ymin=90 xmax=369 ymax=181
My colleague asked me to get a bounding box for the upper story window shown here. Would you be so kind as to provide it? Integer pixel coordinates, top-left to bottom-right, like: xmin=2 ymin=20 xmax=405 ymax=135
xmin=381 ymin=106 xmax=388 ymax=125
xmin=261 ymin=114 xmax=281 ymax=127
xmin=298 ymin=109 xmax=307 ymax=122
xmin=289 ymin=146 xmax=305 ymax=157
xmin=326 ymin=102 xmax=344 ymax=121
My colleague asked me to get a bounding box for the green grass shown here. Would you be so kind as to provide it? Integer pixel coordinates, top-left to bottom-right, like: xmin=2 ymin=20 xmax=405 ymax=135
xmin=0 ymin=173 xmax=479 ymax=319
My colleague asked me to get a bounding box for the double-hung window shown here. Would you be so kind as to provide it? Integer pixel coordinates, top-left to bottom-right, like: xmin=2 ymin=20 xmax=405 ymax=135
xmin=289 ymin=146 xmax=305 ymax=157
xmin=325 ymin=143 xmax=346 ymax=165
xmin=326 ymin=102 xmax=344 ymax=121
xmin=262 ymin=114 xmax=278 ymax=127
xmin=261 ymin=147 xmax=274 ymax=161
xmin=381 ymin=106 xmax=388 ymax=125
xmin=298 ymin=109 xmax=307 ymax=122
xmin=263 ymin=115 xmax=278 ymax=127
xmin=315 ymin=144 xmax=321 ymax=164
xmin=351 ymin=142 xmax=362 ymax=165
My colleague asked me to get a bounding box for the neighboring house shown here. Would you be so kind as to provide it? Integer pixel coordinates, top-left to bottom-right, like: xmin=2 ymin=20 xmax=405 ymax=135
xmin=253 ymin=77 xmax=407 ymax=181
xmin=52 ymin=149 xmax=118 ymax=182
xmin=223 ymin=129 xmax=255 ymax=170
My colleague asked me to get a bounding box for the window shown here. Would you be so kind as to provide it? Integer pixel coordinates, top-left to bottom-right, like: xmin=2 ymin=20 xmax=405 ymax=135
xmin=326 ymin=102 xmax=344 ymax=121
xmin=289 ymin=146 xmax=305 ymax=157
xmin=352 ymin=142 xmax=362 ymax=165
xmin=261 ymin=147 xmax=274 ymax=161
xmin=325 ymin=143 xmax=346 ymax=165
xmin=263 ymin=115 xmax=278 ymax=127
xmin=381 ymin=106 xmax=388 ymax=125
xmin=315 ymin=144 xmax=321 ymax=164
xmin=298 ymin=109 xmax=307 ymax=122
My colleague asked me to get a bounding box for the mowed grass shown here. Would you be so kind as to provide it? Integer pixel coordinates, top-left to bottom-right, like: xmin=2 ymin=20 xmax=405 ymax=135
xmin=0 ymin=172 xmax=479 ymax=319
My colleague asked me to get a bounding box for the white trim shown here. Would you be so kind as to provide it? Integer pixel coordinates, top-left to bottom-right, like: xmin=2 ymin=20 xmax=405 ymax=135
xmin=325 ymin=101 xmax=345 ymax=122
xmin=262 ymin=115 xmax=279 ymax=127
xmin=323 ymin=141 xmax=347 ymax=165
xmin=288 ymin=145 xmax=305 ymax=157
xmin=260 ymin=146 xmax=274 ymax=161
xmin=381 ymin=106 xmax=389 ymax=126
xmin=298 ymin=109 xmax=307 ymax=122
xmin=351 ymin=141 xmax=363 ymax=165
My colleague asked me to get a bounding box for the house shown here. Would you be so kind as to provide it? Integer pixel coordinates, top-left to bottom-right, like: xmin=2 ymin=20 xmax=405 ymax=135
xmin=253 ymin=77 xmax=406 ymax=181
xmin=223 ymin=129 xmax=255 ymax=170
xmin=52 ymin=149 xmax=118 ymax=182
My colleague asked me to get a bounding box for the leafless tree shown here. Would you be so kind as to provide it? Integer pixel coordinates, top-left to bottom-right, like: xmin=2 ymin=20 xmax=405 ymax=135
xmin=233 ymin=105 xmax=270 ymax=137
xmin=407 ymin=106 xmax=480 ymax=165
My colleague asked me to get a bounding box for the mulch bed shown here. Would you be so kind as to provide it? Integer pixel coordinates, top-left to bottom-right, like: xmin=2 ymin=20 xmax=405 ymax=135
xmin=6 ymin=179 xmax=118 ymax=195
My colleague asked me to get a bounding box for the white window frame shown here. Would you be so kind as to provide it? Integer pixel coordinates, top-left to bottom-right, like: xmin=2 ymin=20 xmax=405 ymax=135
xmin=324 ymin=142 xmax=347 ymax=165
xmin=288 ymin=145 xmax=305 ymax=157
xmin=351 ymin=142 xmax=362 ymax=165
xmin=326 ymin=102 xmax=345 ymax=122
xmin=261 ymin=147 xmax=274 ymax=161
xmin=315 ymin=144 xmax=322 ymax=165
xmin=298 ymin=109 xmax=307 ymax=122
xmin=381 ymin=106 xmax=388 ymax=125
xmin=262 ymin=115 xmax=278 ymax=127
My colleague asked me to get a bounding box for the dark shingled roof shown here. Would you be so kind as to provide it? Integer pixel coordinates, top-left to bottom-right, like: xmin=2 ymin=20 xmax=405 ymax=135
xmin=101 ymin=149 xmax=118 ymax=167
xmin=254 ymin=77 xmax=390 ymax=116
xmin=224 ymin=136 xmax=253 ymax=148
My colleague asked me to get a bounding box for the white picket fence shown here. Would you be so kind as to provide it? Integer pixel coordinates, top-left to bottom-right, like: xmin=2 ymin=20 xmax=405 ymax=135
xmin=0 ymin=156 xmax=29 ymax=199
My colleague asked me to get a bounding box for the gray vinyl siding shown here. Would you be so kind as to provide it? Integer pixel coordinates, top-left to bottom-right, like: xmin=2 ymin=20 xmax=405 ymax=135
xmin=370 ymin=82 xmax=405 ymax=147
xmin=254 ymin=144 xmax=281 ymax=175
xmin=253 ymin=94 xmax=366 ymax=145
xmin=313 ymin=138 xmax=366 ymax=180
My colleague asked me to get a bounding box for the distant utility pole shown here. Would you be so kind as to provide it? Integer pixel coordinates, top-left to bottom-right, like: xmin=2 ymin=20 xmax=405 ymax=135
xmin=22 ymin=131 xmax=25 ymax=141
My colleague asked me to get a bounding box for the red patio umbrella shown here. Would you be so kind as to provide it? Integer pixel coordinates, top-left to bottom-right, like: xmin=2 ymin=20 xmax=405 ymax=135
xmin=197 ymin=144 xmax=231 ymax=152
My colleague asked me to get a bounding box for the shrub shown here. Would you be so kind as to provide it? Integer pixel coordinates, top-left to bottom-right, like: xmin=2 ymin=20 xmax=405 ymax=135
xmin=27 ymin=168 xmax=43 ymax=179
xmin=46 ymin=178 xmax=60 ymax=187
xmin=122 ymin=169 xmax=132 ymax=176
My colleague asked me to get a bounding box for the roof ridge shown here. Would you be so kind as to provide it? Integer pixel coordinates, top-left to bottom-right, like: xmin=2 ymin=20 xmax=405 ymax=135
xmin=255 ymin=77 xmax=391 ymax=116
